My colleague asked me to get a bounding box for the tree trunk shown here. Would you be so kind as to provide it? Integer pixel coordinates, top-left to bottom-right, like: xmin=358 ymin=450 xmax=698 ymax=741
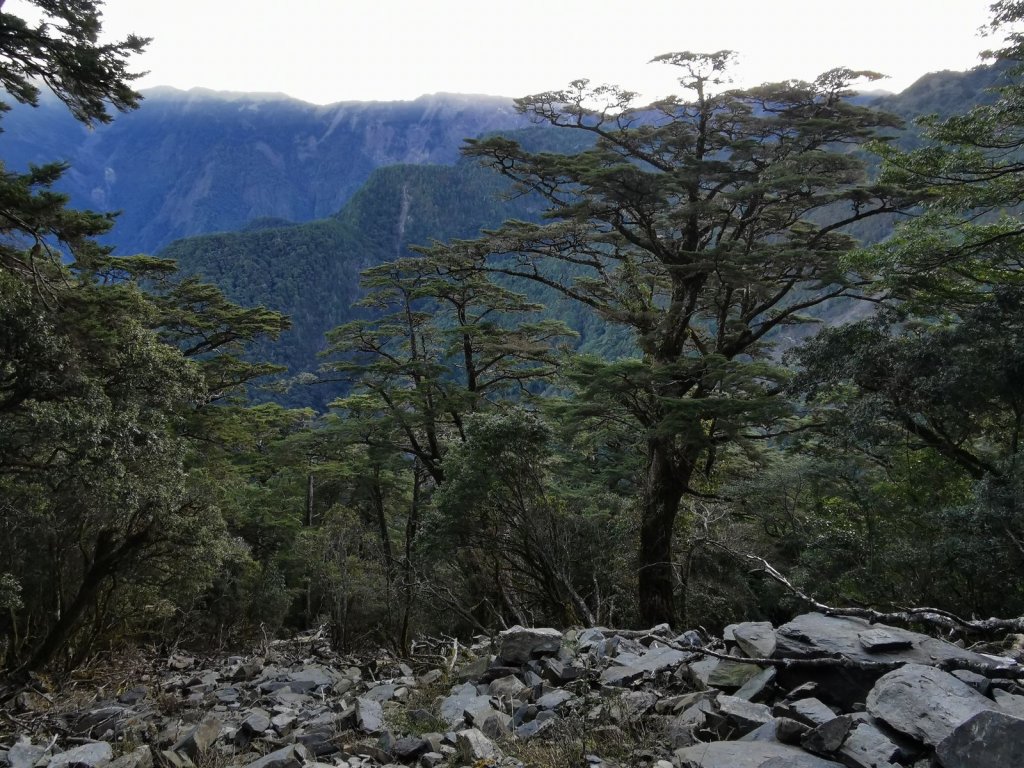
xmin=638 ymin=436 xmax=690 ymax=627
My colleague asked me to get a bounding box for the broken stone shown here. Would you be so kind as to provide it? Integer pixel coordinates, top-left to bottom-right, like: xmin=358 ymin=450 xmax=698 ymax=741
xmin=454 ymin=728 xmax=501 ymax=763
xmin=172 ymin=714 xmax=221 ymax=759
xmin=242 ymin=744 xmax=310 ymax=768
xmin=674 ymin=740 xmax=845 ymax=767
xmin=498 ymin=626 xmax=563 ymax=663
xmin=858 ymin=629 xmax=913 ymax=654
xmin=801 ymin=715 xmax=853 ymax=755
xmin=48 ymin=742 xmax=114 ymax=768
xmin=732 ymin=622 xmax=777 ymax=659
xmin=935 ymin=710 xmax=1024 ymax=768
xmin=866 ymin=664 xmax=997 ymax=747
xmin=355 ymin=696 xmax=385 ymax=734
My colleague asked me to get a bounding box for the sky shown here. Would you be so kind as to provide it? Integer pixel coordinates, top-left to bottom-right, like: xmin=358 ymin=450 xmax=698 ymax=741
xmin=15 ymin=0 xmax=1001 ymax=104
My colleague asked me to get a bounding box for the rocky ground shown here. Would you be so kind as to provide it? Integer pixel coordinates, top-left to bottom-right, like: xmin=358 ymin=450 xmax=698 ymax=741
xmin=2 ymin=613 xmax=1024 ymax=768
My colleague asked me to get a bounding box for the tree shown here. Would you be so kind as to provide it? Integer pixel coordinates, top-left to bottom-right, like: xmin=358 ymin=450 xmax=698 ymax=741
xmin=422 ymin=52 xmax=914 ymax=625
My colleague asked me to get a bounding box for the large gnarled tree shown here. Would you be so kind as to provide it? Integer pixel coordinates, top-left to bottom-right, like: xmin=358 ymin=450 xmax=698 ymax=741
xmin=423 ymin=52 xmax=915 ymax=625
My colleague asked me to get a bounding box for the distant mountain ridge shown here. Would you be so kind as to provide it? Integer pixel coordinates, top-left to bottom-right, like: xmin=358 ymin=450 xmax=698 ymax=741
xmin=0 ymin=87 xmax=529 ymax=253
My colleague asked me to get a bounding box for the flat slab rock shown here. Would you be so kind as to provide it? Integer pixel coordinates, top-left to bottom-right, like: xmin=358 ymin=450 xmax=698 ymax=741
xmin=775 ymin=613 xmax=998 ymax=670
xmin=674 ymin=741 xmax=844 ymax=767
xmin=936 ymin=710 xmax=1024 ymax=768
xmin=498 ymin=626 xmax=563 ymax=663
xmin=866 ymin=663 xmax=997 ymax=747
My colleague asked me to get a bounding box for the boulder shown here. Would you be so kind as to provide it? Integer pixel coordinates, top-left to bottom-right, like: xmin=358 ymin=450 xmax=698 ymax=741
xmin=935 ymin=710 xmax=1024 ymax=768
xmin=171 ymin=715 xmax=221 ymax=759
xmin=731 ymin=622 xmax=777 ymax=659
xmin=498 ymin=626 xmax=563 ymax=663
xmin=866 ymin=664 xmax=997 ymax=747
xmin=355 ymin=696 xmax=385 ymax=734
xmin=242 ymin=744 xmax=310 ymax=768
xmin=455 ymin=728 xmax=502 ymax=763
xmin=674 ymin=741 xmax=845 ymax=767
xmin=48 ymin=743 xmax=113 ymax=768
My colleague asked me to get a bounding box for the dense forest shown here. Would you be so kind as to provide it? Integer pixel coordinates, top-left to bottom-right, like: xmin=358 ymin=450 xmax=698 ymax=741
xmin=4 ymin=0 xmax=1024 ymax=690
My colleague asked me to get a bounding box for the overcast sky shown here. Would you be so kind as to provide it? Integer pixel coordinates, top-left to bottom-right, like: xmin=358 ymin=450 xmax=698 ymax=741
xmin=17 ymin=0 xmax=1000 ymax=104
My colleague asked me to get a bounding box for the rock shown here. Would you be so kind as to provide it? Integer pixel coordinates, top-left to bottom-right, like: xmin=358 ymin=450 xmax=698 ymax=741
xmin=498 ymin=626 xmax=562 ymax=663
xmin=866 ymin=663 xmax=997 ymax=747
xmin=775 ymin=614 xmax=996 ymax=670
xmin=801 ymin=715 xmax=853 ymax=754
xmin=48 ymin=743 xmax=114 ymax=768
xmin=8 ymin=740 xmax=49 ymax=768
xmin=840 ymin=721 xmax=902 ymax=768
xmin=674 ymin=741 xmax=845 ymax=767
xmin=858 ymin=629 xmax=913 ymax=654
xmin=731 ymin=622 xmax=777 ymax=659
xmin=535 ymin=688 xmax=573 ymax=710
xmin=117 ymin=686 xmax=148 ymax=705
xmin=706 ymin=659 xmax=764 ymax=689
xmin=107 ymin=747 xmax=153 ymax=768
xmin=242 ymin=709 xmax=272 ymax=735
xmin=363 ymin=683 xmax=398 ymax=703
xmin=715 ymin=695 xmax=773 ymax=733
xmin=935 ymin=711 xmax=1024 ymax=768
xmin=487 ymin=674 xmax=526 ymax=698
xmin=172 ymin=714 xmax=221 ymax=758
xmin=740 ymin=717 xmax=809 ymax=745
xmin=392 ymin=736 xmax=429 ymax=761
xmin=242 ymin=744 xmax=310 ymax=768
xmin=994 ymin=687 xmax=1024 ymax=718
xmin=439 ymin=683 xmax=486 ymax=726
xmin=417 ymin=668 xmax=443 ymax=686
xmin=599 ymin=663 xmax=644 ymax=687
xmin=355 ymin=696 xmax=385 ymax=734
xmin=455 ymin=728 xmax=501 ymax=763
xmin=735 ymin=667 xmax=777 ymax=702
xmin=775 ymin=697 xmax=838 ymax=727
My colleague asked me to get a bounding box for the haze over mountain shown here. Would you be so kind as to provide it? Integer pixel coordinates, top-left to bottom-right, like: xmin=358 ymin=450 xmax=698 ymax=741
xmin=0 ymin=65 xmax=1001 ymax=408
xmin=0 ymin=87 xmax=529 ymax=253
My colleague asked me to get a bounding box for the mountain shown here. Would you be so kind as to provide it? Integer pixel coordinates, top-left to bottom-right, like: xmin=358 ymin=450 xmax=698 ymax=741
xmin=0 ymin=88 xmax=529 ymax=253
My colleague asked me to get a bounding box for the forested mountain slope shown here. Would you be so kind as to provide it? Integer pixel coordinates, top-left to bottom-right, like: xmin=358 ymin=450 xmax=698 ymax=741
xmin=0 ymin=88 xmax=528 ymax=253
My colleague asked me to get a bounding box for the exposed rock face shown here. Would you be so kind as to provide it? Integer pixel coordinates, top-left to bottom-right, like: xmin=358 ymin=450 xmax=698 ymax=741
xmin=3 ymin=614 xmax=1023 ymax=768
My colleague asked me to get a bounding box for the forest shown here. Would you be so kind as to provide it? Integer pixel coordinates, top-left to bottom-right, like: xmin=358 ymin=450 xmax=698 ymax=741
xmin=2 ymin=0 xmax=1024 ymax=692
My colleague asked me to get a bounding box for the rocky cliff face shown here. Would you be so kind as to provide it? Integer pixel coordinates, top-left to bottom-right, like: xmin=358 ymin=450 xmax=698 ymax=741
xmin=0 ymin=89 xmax=528 ymax=254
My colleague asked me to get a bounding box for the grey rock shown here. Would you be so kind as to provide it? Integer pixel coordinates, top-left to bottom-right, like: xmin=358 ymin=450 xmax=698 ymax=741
xmin=107 ymin=747 xmax=153 ymax=768
xmin=355 ymin=696 xmax=385 ymax=734
xmin=48 ymin=743 xmax=113 ymax=768
xmin=735 ymin=667 xmax=777 ymax=702
xmin=705 ymin=659 xmax=764 ymax=690
xmin=840 ymin=722 xmax=902 ymax=768
xmin=673 ymin=741 xmax=845 ymax=767
xmin=950 ymin=668 xmax=990 ymax=694
xmin=439 ymin=682 xmax=481 ymax=725
xmin=392 ymin=736 xmax=429 ymax=760
xmin=7 ymin=740 xmax=48 ymax=768
xmin=599 ymin=663 xmax=644 ymax=687
xmin=242 ymin=744 xmax=310 ymax=768
xmin=866 ymin=663 xmax=997 ymax=747
xmin=463 ymin=697 xmax=511 ymax=732
xmin=498 ymin=626 xmax=563 ymax=663
xmin=716 ymin=695 xmax=773 ymax=733
xmin=487 ymin=674 xmax=526 ymax=698
xmin=775 ymin=697 xmax=838 ymax=727
xmin=242 ymin=710 xmax=272 ymax=735
xmin=731 ymin=622 xmax=777 ymax=659
xmin=740 ymin=717 xmax=809 ymax=745
xmin=455 ymin=728 xmax=501 ymax=762
xmin=935 ymin=711 xmax=1024 ymax=768
xmin=858 ymin=629 xmax=913 ymax=654
xmin=172 ymin=715 xmax=221 ymax=759
xmin=993 ymin=687 xmax=1024 ymax=719
xmin=479 ymin=712 xmax=512 ymax=739
xmin=363 ymin=683 xmax=398 ymax=703
xmin=802 ymin=715 xmax=853 ymax=754
xmin=535 ymin=689 xmax=572 ymax=710
xmin=775 ymin=614 xmax=997 ymax=671
xmin=417 ymin=669 xmax=443 ymax=686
